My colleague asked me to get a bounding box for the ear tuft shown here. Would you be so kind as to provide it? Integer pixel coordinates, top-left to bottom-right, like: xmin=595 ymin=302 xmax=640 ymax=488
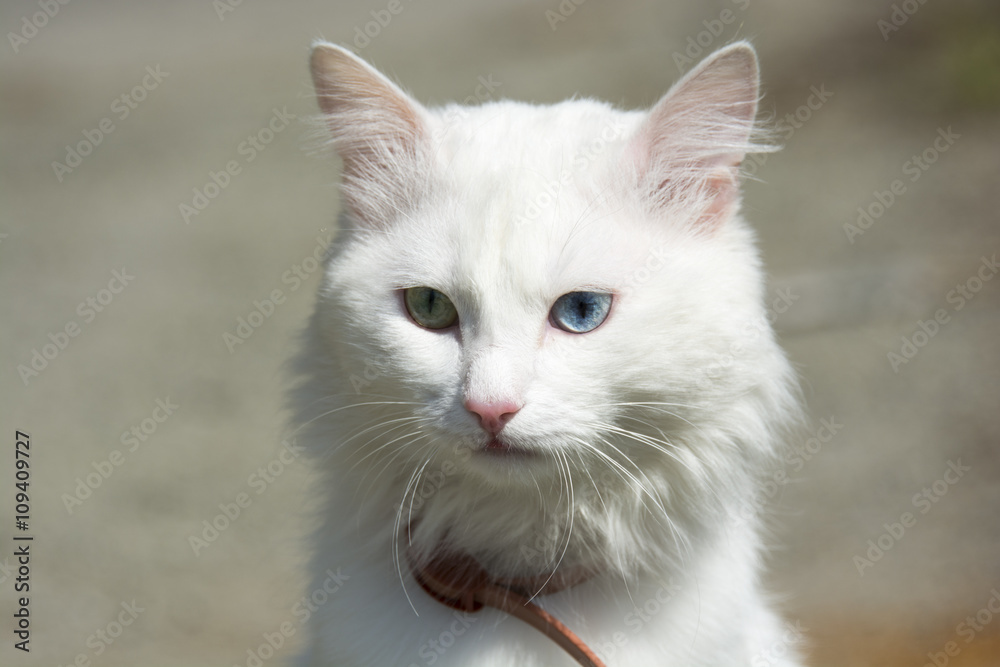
xmin=309 ymin=42 xmax=430 ymax=227
xmin=309 ymin=42 xmax=426 ymax=145
xmin=626 ymin=41 xmax=771 ymax=229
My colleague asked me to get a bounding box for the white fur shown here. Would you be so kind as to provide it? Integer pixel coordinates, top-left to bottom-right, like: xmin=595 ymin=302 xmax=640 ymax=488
xmin=294 ymin=41 xmax=804 ymax=666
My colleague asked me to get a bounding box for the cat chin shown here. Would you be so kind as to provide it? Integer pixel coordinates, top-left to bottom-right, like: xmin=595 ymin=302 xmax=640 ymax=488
xmin=469 ymin=445 xmax=538 ymax=464
xmin=441 ymin=437 xmax=619 ymax=491
xmin=449 ymin=446 xmax=552 ymax=489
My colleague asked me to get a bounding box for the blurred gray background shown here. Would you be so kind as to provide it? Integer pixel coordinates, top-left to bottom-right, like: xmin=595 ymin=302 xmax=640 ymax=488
xmin=2 ymin=0 xmax=999 ymax=665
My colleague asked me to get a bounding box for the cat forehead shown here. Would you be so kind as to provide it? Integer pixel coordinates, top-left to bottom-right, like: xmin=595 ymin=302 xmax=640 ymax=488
xmin=429 ymin=99 xmax=640 ymax=180
xmin=360 ymin=102 xmax=656 ymax=297
xmin=379 ymin=194 xmax=653 ymax=307
xmin=417 ymin=100 xmax=645 ymax=253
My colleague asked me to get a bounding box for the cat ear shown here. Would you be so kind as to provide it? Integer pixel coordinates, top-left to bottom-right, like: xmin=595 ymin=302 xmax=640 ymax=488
xmin=626 ymin=41 xmax=762 ymax=229
xmin=309 ymin=42 xmax=430 ymax=227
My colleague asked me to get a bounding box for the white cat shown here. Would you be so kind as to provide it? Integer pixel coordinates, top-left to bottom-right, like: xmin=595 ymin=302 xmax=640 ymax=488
xmin=293 ymin=40 xmax=804 ymax=667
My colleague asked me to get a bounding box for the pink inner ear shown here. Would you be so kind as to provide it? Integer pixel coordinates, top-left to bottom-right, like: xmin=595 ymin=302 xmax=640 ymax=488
xmin=623 ymin=111 xmax=753 ymax=232
xmin=310 ymin=44 xmax=432 ymax=229
xmin=622 ymin=44 xmax=761 ymax=232
xmin=622 ymin=132 xmax=653 ymax=176
xmin=696 ymin=167 xmax=739 ymax=231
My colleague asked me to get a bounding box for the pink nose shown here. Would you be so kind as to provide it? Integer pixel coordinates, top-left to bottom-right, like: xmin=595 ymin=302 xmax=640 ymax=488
xmin=464 ymin=399 xmax=522 ymax=436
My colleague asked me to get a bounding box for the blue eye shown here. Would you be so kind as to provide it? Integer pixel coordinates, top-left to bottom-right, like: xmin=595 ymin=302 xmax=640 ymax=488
xmin=550 ymin=291 xmax=612 ymax=333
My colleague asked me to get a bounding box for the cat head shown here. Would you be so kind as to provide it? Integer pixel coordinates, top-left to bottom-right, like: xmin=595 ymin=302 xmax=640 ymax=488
xmin=301 ymin=42 xmax=797 ymax=567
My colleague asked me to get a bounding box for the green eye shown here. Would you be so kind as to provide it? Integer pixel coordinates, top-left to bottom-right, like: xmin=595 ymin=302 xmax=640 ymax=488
xmin=404 ymin=287 xmax=458 ymax=330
